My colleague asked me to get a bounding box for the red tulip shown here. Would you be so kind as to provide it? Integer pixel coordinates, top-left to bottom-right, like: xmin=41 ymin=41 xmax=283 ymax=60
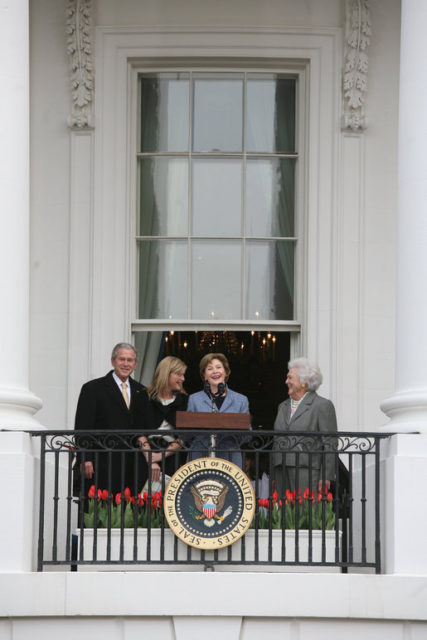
xmin=124 ymin=487 xmax=131 ymax=500
xmin=115 ymin=493 xmax=121 ymax=505
xmin=272 ymin=491 xmax=278 ymax=503
xmin=303 ymin=488 xmax=310 ymax=500
xmin=88 ymin=485 xmax=95 ymax=499
xmin=101 ymin=489 xmax=109 ymax=501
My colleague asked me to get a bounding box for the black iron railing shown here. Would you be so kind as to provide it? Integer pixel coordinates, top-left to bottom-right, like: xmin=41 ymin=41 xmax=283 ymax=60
xmin=33 ymin=429 xmax=391 ymax=572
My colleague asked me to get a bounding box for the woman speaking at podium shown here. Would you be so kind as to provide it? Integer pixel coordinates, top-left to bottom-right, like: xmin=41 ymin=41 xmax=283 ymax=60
xmin=186 ymin=353 xmax=250 ymax=469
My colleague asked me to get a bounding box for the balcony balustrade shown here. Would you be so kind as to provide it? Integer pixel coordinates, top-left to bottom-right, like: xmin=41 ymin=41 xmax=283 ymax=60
xmin=33 ymin=429 xmax=389 ymax=573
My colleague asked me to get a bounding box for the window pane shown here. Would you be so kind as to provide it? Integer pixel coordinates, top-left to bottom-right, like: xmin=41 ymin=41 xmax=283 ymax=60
xmin=137 ymin=71 xmax=299 ymax=325
xmin=192 ymin=159 xmax=242 ymax=236
xmin=247 ymin=75 xmax=296 ymax=152
xmin=193 ymin=73 xmax=243 ymax=152
xmin=139 ymin=157 xmax=188 ymax=236
xmin=140 ymin=74 xmax=189 ymax=152
xmin=192 ymin=241 xmax=241 ymax=319
xmin=245 ymin=241 xmax=294 ymax=320
xmin=138 ymin=240 xmax=187 ymax=318
xmin=246 ymin=158 xmax=295 ymax=237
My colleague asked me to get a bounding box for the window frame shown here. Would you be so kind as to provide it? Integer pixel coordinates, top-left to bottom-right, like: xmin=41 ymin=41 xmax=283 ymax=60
xmin=131 ymin=62 xmax=307 ymax=333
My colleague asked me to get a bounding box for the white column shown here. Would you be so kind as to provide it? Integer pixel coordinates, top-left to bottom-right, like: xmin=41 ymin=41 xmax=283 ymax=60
xmin=0 ymin=0 xmax=43 ymax=572
xmin=0 ymin=0 xmax=42 ymax=429
xmin=381 ymin=0 xmax=427 ymax=432
xmin=380 ymin=0 xmax=427 ymax=576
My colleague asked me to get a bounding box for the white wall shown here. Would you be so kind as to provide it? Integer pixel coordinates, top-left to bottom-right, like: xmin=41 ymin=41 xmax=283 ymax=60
xmin=335 ymin=0 xmax=400 ymax=431
xmin=94 ymin=0 xmax=344 ymax=29
xmin=29 ymin=0 xmax=401 ymax=433
xmin=1 ymin=617 xmax=426 ymax=640
xmin=0 ymin=572 xmax=426 ymax=639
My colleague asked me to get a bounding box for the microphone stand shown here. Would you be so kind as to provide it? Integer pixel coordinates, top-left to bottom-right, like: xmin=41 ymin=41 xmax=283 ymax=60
xmin=204 ymin=382 xmax=225 ymax=458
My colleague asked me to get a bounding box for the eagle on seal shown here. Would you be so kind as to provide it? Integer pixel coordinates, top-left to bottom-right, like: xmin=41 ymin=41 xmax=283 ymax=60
xmin=190 ymin=480 xmax=231 ymax=528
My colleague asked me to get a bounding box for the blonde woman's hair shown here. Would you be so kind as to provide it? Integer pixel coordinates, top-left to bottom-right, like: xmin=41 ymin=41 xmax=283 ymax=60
xmin=147 ymin=356 xmax=187 ymax=401
xmin=199 ymin=353 xmax=231 ymax=382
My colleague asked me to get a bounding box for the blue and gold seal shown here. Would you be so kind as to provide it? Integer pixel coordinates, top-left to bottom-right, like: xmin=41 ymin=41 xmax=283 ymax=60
xmin=164 ymin=457 xmax=255 ymax=550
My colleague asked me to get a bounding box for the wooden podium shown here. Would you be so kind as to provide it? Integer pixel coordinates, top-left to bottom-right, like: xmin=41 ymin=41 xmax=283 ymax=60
xmin=175 ymin=411 xmax=251 ymax=459
xmin=175 ymin=411 xmax=250 ymax=430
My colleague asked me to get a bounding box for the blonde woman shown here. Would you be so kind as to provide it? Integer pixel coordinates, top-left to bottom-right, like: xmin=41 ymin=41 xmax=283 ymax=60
xmin=138 ymin=356 xmax=188 ymax=482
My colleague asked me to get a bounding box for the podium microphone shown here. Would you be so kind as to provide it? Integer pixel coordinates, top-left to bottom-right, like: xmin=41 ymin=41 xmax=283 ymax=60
xmin=204 ymin=381 xmax=225 ymax=398
xmin=216 ymin=382 xmax=225 ymax=396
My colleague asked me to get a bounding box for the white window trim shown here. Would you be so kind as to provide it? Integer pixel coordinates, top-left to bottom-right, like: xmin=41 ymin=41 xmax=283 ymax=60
xmin=76 ymin=25 xmax=340 ymax=386
xmin=133 ymin=66 xmax=301 ymax=328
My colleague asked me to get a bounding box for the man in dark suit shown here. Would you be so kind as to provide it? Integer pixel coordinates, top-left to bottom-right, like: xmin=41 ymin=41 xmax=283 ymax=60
xmin=75 ymin=342 xmax=150 ymax=496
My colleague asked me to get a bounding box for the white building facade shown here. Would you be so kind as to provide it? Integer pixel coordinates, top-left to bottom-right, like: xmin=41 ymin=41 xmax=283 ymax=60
xmin=1 ymin=0 xmax=427 ymax=638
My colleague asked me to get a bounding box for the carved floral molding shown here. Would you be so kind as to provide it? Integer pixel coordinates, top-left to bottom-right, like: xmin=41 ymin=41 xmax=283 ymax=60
xmin=66 ymin=0 xmax=94 ymax=129
xmin=343 ymin=0 xmax=371 ymax=131
xmin=64 ymin=0 xmax=371 ymax=132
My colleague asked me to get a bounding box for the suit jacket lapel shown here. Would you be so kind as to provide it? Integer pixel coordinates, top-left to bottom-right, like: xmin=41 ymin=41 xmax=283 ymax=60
xmin=202 ymin=392 xmax=215 ymax=412
xmin=283 ymin=399 xmax=292 ymax=426
xmin=290 ymin=391 xmax=315 ymax=424
xmin=129 ymin=377 xmax=141 ymax=409
xmin=220 ymin=390 xmax=233 ymax=413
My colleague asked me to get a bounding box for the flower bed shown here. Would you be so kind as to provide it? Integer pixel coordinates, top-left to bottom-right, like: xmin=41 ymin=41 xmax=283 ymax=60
xmin=77 ymin=485 xmax=340 ymax=571
xmin=83 ymin=486 xmax=335 ymax=531
xmin=83 ymin=486 xmax=165 ymax=529
xmin=255 ymin=488 xmax=335 ymax=531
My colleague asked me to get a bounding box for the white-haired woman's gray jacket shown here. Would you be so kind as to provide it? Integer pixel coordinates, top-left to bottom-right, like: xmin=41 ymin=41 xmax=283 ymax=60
xmin=273 ymin=391 xmax=337 ymax=493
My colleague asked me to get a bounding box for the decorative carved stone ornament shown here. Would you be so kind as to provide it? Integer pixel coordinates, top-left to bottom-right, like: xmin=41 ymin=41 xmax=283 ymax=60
xmin=343 ymin=0 xmax=371 ymax=131
xmin=66 ymin=0 xmax=94 ymax=129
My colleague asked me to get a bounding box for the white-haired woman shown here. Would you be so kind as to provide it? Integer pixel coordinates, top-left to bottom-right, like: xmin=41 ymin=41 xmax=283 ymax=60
xmin=272 ymin=357 xmax=337 ymax=496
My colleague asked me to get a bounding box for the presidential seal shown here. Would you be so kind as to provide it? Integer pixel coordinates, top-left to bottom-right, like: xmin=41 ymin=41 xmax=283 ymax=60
xmin=164 ymin=457 xmax=255 ymax=550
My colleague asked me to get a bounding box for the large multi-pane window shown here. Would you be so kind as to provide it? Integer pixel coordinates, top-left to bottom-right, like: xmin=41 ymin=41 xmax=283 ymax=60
xmin=137 ymin=71 xmax=297 ymax=322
